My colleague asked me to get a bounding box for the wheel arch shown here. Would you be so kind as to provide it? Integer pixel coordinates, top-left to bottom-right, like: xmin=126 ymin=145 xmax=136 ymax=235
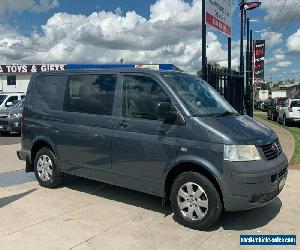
xmin=164 ymin=158 xmax=223 ymax=205
xmin=28 ymin=136 xmax=56 ymax=172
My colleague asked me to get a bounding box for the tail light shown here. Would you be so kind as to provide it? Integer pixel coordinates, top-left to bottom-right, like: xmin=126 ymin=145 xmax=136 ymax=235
xmin=288 ymin=107 xmax=292 ymax=112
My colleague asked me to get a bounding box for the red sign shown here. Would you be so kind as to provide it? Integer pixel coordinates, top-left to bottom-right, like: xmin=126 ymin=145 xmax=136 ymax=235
xmin=205 ymin=0 xmax=232 ymax=37
xmin=206 ymin=12 xmax=232 ymax=37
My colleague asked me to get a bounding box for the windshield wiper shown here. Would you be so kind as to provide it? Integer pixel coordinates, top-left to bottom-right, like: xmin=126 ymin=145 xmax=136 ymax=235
xmin=215 ymin=111 xmax=239 ymax=117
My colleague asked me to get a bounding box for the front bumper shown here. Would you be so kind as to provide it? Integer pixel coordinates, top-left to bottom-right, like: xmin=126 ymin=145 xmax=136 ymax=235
xmin=222 ymin=152 xmax=288 ymax=211
xmin=0 ymin=118 xmax=21 ymax=133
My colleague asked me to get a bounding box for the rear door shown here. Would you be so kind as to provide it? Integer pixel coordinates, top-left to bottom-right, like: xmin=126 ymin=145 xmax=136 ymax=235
xmin=56 ymin=73 xmax=118 ymax=176
xmin=111 ymin=74 xmax=177 ymax=192
xmin=290 ymin=100 xmax=300 ymax=118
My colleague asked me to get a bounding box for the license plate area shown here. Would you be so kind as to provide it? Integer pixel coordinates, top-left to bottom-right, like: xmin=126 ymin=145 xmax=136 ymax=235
xmin=279 ymin=177 xmax=286 ymax=190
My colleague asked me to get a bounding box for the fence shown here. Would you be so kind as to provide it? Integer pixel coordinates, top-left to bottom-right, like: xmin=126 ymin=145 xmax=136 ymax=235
xmin=206 ymin=65 xmax=245 ymax=114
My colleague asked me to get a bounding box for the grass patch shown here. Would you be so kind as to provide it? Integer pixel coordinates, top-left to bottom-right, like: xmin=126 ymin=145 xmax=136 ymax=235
xmin=254 ymin=113 xmax=300 ymax=164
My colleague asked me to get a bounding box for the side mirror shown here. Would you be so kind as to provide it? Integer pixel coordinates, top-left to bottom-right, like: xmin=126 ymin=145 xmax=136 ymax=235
xmin=155 ymin=102 xmax=185 ymax=126
xmin=6 ymin=102 xmax=13 ymax=107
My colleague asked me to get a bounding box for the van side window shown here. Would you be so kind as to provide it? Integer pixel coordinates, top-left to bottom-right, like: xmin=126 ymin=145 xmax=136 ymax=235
xmin=64 ymin=74 xmax=117 ymax=116
xmin=32 ymin=75 xmax=66 ymax=111
xmin=122 ymin=75 xmax=171 ymax=120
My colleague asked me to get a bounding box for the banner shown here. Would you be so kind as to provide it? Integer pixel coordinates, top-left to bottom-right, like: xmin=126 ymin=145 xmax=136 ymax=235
xmin=0 ymin=64 xmax=66 ymax=74
xmin=253 ymin=40 xmax=265 ymax=80
xmin=205 ymin=0 xmax=232 ymax=37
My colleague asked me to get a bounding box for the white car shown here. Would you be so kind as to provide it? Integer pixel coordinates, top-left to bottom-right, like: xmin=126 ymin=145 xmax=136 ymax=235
xmin=278 ymin=99 xmax=300 ymax=125
xmin=0 ymin=92 xmax=25 ymax=111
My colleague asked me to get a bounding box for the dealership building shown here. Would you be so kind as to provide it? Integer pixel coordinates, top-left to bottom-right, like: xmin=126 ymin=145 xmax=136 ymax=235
xmin=0 ymin=64 xmax=177 ymax=94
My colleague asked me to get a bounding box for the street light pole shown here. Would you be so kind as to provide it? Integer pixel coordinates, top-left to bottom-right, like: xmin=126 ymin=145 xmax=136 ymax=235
xmin=202 ymin=0 xmax=207 ymax=81
xmin=240 ymin=0 xmax=245 ymax=74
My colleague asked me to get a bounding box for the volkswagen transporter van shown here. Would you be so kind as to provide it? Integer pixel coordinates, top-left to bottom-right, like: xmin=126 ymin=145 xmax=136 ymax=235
xmin=18 ymin=69 xmax=288 ymax=229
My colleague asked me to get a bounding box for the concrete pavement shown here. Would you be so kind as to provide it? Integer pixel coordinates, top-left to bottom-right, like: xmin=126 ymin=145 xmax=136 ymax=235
xmin=0 ymin=132 xmax=299 ymax=249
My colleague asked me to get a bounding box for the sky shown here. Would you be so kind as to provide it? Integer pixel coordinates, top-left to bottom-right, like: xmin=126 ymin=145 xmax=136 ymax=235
xmin=0 ymin=0 xmax=299 ymax=82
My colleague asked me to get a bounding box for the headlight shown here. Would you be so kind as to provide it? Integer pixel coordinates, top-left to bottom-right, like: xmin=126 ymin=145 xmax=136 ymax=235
xmin=8 ymin=113 xmax=22 ymax=119
xmin=224 ymin=145 xmax=261 ymax=162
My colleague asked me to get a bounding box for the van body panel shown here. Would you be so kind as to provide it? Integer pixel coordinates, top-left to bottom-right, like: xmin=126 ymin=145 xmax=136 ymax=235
xmin=18 ymin=69 xmax=289 ymax=212
xmin=193 ymin=115 xmax=276 ymax=145
xmin=54 ymin=112 xmax=113 ymax=173
xmin=111 ymin=117 xmax=177 ymax=183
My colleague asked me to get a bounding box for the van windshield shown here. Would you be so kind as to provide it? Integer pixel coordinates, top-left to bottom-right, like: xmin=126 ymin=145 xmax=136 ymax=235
xmin=162 ymin=73 xmax=237 ymax=117
xmin=0 ymin=95 xmax=7 ymax=105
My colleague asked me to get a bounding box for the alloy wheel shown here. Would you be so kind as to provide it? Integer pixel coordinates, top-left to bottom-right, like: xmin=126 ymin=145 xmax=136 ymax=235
xmin=177 ymin=182 xmax=208 ymax=221
xmin=37 ymin=155 xmax=53 ymax=182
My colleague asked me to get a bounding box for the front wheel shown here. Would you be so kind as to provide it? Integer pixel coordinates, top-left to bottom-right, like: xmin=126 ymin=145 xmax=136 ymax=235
xmin=170 ymin=172 xmax=222 ymax=230
xmin=34 ymin=147 xmax=63 ymax=188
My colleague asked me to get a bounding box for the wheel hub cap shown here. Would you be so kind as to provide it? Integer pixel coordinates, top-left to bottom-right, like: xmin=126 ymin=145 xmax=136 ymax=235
xmin=37 ymin=155 xmax=53 ymax=182
xmin=177 ymin=182 xmax=208 ymax=221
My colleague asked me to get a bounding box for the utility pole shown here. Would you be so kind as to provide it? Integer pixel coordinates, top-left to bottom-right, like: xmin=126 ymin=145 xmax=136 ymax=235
xmin=228 ymin=37 xmax=231 ymax=71
xmin=246 ymin=18 xmax=250 ymax=116
xmin=250 ymin=29 xmax=253 ymax=117
xmin=202 ymin=0 xmax=207 ymax=81
xmin=240 ymin=0 xmax=245 ymax=74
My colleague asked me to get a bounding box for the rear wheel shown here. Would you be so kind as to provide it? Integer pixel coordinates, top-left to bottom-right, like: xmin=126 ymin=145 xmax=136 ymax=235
xmin=283 ymin=116 xmax=287 ymax=126
xmin=34 ymin=147 xmax=63 ymax=188
xmin=170 ymin=172 xmax=222 ymax=230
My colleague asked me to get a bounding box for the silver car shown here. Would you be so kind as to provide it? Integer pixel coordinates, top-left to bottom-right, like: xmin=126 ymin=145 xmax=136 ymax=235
xmin=0 ymin=99 xmax=24 ymax=135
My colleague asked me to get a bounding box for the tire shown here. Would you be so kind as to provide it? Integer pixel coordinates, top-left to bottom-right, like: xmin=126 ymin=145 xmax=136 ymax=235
xmin=34 ymin=147 xmax=63 ymax=188
xmin=283 ymin=116 xmax=286 ymax=126
xmin=271 ymin=112 xmax=275 ymax=121
xmin=170 ymin=172 xmax=222 ymax=230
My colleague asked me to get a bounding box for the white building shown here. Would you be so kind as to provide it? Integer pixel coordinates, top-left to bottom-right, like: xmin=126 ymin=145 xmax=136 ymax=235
xmin=0 ymin=64 xmax=66 ymax=93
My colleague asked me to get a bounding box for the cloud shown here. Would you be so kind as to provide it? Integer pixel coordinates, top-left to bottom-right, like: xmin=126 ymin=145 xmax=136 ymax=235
xmin=276 ymin=61 xmax=292 ymax=68
xmin=261 ymin=31 xmax=282 ymax=47
xmin=262 ymin=0 xmax=300 ymax=31
xmin=0 ymin=0 xmax=238 ymax=73
xmin=270 ymin=67 xmax=279 ymax=73
xmin=0 ymin=0 xmax=59 ymax=19
xmin=287 ymin=29 xmax=300 ymax=53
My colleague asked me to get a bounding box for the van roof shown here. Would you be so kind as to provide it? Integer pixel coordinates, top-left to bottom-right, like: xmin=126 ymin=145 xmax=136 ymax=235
xmin=34 ymin=68 xmax=183 ymax=76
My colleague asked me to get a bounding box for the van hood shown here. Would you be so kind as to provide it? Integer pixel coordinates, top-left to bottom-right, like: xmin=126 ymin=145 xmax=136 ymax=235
xmin=194 ymin=115 xmax=276 ymax=145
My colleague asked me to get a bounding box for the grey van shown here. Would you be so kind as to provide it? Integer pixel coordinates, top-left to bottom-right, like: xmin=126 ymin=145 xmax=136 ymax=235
xmin=18 ymin=69 xmax=288 ymax=229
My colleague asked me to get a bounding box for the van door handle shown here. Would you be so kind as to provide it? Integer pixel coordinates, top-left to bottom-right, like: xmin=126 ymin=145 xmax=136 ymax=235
xmin=119 ymin=120 xmax=129 ymax=128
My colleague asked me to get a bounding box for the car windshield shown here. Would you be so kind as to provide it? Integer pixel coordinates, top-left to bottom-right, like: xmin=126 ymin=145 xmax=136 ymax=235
xmin=0 ymin=95 xmax=7 ymax=105
xmin=162 ymin=73 xmax=237 ymax=117
xmin=291 ymin=100 xmax=300 ymax=108
xmin=13 ymin=99 xmax=25 ymax=108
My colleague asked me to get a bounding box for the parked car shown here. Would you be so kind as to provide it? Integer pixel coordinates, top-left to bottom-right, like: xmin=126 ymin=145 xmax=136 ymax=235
xmin=262 ymin=99 xmax=271 ymax=112
xmin=278 ymin=99 xmax=300 ymax=125
xmin=0 ymin=99 xmax=24 ymax=135
xmin=267 ymin=98 xmax=287 ymax=121
xmin=0 ymin=92 xmax=25 ymax=110
xmin=18 ymin=69 xmax=288 ymax=230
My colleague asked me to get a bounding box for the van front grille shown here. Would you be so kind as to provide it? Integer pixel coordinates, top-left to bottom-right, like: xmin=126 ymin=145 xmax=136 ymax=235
xmin=260 ymin=138 xmax=282 ymax=161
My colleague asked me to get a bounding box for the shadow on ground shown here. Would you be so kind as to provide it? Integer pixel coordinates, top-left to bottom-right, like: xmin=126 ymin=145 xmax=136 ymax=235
xmin=0 ymin=189 xmax=37 ymax=208
xmin=63 ymin=175 xmax=282 ymax=231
